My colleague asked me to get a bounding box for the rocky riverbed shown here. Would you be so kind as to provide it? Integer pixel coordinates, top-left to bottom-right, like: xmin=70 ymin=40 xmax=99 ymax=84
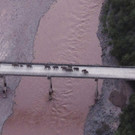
xmin=84 ymin=1 xmax=133 ymax=135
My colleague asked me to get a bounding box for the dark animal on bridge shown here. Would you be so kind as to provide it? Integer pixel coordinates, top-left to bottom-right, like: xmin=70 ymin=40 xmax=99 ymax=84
xmin=61 ymin=66 xmax=73 ymax=72
xmin=65 ymin=67 xmax=73 ymax=72
xmin=82 ymin=69 xmax=88 ymax=74
xmin=12 ymin=63 xmax=19 ymax=67
xmin=26 ymin=63 xmax=32 ymax=68
xmin=20 ymin=64 xmax=23 ymax=67
xmin=53 ymin=65 xmax=59 ymax=69
xmin=45 ymin=65 xmax=51 ymax=69
xmin=73 ymin=67 xmax=79 ymax=71
xmin=61 ymin=66 xmax=67 ymax=71
xmin=68 ymin=65 xmax=72 ymax=68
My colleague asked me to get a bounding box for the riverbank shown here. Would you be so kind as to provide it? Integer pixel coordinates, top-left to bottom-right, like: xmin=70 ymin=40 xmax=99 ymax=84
xmin=84 ymin=1 xmax=133 ymax=135
xmin=0 ymin=1 xmax=55 ymax=134
xmin=2 ymin=0 xmax=103 ymax=135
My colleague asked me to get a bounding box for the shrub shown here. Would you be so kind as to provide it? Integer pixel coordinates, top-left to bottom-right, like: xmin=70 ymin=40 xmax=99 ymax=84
xmin=102 ymin=0 xmax=135 ymax=134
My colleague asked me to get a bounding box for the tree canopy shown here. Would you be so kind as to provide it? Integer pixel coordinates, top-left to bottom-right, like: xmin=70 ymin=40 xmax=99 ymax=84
xmin=102 ymin=0 xmax=135 ymax=66
xmin=101 ymin=0 xmax=135 ymax=134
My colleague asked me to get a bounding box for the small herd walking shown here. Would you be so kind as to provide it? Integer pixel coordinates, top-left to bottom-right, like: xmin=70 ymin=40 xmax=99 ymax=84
xmin=12 ymin=63 xmax=89 ymax=75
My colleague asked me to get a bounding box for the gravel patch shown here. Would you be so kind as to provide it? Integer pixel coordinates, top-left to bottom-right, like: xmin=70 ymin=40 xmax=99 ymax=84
xmin=84 ymin=1 xmax=133 ymax=135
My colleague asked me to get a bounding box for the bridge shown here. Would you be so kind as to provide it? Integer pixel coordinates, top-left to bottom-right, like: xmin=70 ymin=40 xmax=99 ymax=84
xmin=0 ymin=62 xmax=134 ymax=80
xmin=0 ymin=62 xmax=134 ymax=99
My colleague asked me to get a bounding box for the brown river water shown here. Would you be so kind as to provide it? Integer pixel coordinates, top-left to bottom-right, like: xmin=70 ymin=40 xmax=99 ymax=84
xmin=2 ymin=0 xmax=103 ymax=135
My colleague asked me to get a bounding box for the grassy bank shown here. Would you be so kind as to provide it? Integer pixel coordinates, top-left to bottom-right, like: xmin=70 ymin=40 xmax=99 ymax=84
xmin=101 ymin=0 xmax=135 ymax=134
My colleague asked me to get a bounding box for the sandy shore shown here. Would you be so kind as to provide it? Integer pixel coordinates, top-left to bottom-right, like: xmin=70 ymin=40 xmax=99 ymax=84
xmin=0 ymin=0 xmax=55 ymax=134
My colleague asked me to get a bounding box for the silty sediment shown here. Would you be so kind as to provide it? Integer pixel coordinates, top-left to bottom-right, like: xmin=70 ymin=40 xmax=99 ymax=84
xmin=0 ymin=0 xmax=56 ymax=134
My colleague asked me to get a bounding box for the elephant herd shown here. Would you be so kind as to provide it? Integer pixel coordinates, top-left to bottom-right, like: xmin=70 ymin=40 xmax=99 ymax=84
xmin=12 ymin=63 xmax=89 ymax=74
xmin=45 ymin=65 xmax=89 ymax=74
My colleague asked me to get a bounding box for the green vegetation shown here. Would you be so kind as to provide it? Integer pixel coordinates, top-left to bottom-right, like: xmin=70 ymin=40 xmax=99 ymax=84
xmin=115 ymin=94 xmax=135 ymax=135
xmin=102 ymin=0 xmax=135 ymax=66
xmin=101 ymin=0 xmax=135 ymax=134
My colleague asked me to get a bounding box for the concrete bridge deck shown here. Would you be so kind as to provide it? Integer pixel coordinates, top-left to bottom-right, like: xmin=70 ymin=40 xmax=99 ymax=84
xmin=0 ymin=62 xmax=134 ymax=80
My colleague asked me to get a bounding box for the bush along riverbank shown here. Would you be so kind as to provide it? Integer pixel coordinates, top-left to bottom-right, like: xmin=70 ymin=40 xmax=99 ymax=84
xmin=101 ymin=0 xmax=135 ymax=135
xmin=101 ymin=0 xmax=135 ymax=66
xmin=84 ymin=0 xmax=133 ymax=135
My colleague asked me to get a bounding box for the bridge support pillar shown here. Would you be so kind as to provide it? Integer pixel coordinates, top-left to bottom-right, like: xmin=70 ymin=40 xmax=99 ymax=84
xmin=0 ymin=75 xmax=7 ymax=98
xmin=95 ymin=78 xmax=99 ymax=102
xmin=3 ymin=76 xmax=7 ymax=98
xmin=47 ymin=77 xmax=53 ymax=100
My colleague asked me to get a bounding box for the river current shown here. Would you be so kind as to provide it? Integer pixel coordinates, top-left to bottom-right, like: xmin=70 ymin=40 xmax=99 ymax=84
xmin=2 ymin=0 xmax=103 ymax=135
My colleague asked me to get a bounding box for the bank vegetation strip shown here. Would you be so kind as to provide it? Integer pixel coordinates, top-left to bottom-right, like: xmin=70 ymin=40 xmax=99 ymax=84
xmin=101 ymin=0 xmax=135 ymax=134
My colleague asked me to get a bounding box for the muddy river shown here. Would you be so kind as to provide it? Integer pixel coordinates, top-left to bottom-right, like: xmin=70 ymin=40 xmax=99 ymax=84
xmin=2 ymin=0 xmax=103 ymax=135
